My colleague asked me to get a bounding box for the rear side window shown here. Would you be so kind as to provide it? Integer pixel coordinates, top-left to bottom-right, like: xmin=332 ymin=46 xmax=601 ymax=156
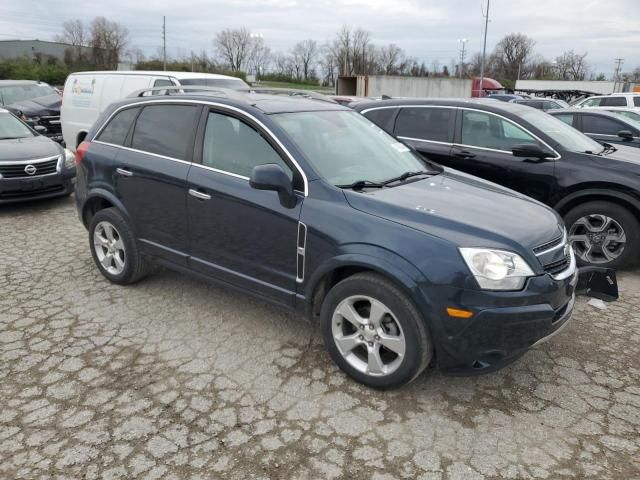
xmin=582 ymin=115 xmax=625 ymax=135
xmin=600 ymin=97 xmax=627 ymax=107
xmin=202 ymin=111 xmax=292 ymax=179
xmin=362 ymin=108 xmax=396 ymax=133
xmin=394 ymin=107 xmax=454 ymax=142
xmin=131 ymin=105 xmax=200 ymax=160
xmin=96 ymin=107 xmax=139 ymax=146
xmin=554 ymin=114 xmax=576 ymax=127
xmin=634 ymin=97 xmax=640 ymax=107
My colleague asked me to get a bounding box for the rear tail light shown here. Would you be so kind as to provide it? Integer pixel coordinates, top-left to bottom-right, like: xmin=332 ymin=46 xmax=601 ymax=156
xmin=76 ymin=141 xmax=91 ymax=165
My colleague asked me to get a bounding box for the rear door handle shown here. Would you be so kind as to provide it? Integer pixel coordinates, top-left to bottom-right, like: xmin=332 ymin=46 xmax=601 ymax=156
xmin=453 ymin=150 xmax=476 ymax=159
xmin=188 ymin=188 xmax=211 ymax=201
xmin=116 ymin=167 xmax=133 ymax=177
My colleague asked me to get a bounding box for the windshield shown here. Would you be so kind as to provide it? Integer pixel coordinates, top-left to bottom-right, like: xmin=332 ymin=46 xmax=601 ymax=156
xmin=519 ymin=108 xmax=604 ymax=153
xmin=180 ymin=78 xmax=250 ymax=91
xmin=272 ymin=111 xmax=434 ymax=186
xmin=0 ymin=113 xmax=34 ymax=139
xmin=0 ymin=84 xmax=57 ymax=105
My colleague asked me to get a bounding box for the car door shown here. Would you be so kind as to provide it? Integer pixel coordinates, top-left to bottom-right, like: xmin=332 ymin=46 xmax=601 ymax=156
xmin=186 ymin=107 xmax=303 ymax=306
xmin=116 ymin=102 xmax=201 ymax=266
xmin=579 ymin=113 xmax=640 ymax=147
xmin=390 ymin=106 xmax=455 ymax=165
xmin=449 ymin=108 xmax=557 ymax=202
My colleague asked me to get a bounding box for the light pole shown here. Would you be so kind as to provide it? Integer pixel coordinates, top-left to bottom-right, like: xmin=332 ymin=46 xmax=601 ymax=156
xmin=457 ymin=38 xmax=468 ymax=79
xmin=479 ymin=0 xmax=490 ymax=96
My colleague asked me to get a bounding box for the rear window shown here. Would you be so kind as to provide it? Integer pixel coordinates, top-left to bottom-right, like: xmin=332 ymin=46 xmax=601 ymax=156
xmin=601 ymin=97 xmax=627 ymax=107
xmin=96 ymin=107 xmax=139 ymax=145
xmin=394 ymin=107 xmax=454 ymax=142
xmin=131 ymin=105 xmax=200 ymax=160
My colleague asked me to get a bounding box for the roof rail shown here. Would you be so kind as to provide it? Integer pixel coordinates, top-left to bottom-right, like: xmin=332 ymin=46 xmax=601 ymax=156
xmin=127 ymin=85 xmax=249 ymax=102
xmin=250 ymin=87 xmax=337 ymax=104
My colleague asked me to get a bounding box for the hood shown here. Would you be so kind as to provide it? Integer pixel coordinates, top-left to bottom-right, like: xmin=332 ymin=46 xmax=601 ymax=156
xmin=0 ymin=135 xmax=63 ymax=162
xmin=5 ymin=94 xmax=61 ymax=117
xmin=344 ymin=169 xmax=562 ymax=257
xmin=594 ymin=143 xmax=640 ymax=166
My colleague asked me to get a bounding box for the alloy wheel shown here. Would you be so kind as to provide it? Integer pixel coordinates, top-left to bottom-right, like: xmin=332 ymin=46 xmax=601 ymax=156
xmin=93 ymin=221 xmax=126 ymax=275
xmin=331 ymin=295 xmax=406 ymax=377
xmin=569 ymin=214 xmax=626 ymax=264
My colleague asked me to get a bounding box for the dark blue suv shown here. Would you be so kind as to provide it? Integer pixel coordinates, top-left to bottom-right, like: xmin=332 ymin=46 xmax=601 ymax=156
xmin=75 ymin=91 xmax=582 ymax=388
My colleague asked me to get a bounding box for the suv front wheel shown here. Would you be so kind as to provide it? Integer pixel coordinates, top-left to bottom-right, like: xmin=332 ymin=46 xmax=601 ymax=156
xmin=565 ymin=201 xmax=640 ymax=269
xmin=321 ymin=272 xmax=432 ymax=389
xmin=89 ymin=207 xmax=151 ymax=284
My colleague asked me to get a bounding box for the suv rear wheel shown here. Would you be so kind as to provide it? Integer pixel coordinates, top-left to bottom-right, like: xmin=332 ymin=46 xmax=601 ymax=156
xmin=565 ymin=201 xmax=640 ymax=269
xmin=320 ymin=272 xmax=432 ymax=389
xmin=89 ymin=207 xmax=151 ymax=284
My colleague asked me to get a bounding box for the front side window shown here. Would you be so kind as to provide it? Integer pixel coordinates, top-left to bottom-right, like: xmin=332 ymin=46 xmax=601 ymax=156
xmin=0 ymin=113 xmax=34 ymax=139
xmin=460 ymin=110 xmax=538 ymax=151
xmin=582 ymin=115 xmax=625 ymax=135
xmin=600 ymin=97 xmax=627 ymax=107
xmin=131 ymin=105 xmax=200 ymax=160
xmin=272 ymin=111 xmax=433 ymax=187
xmin=394 ymin=107 xmax=454 ymax=142
xmin=96 ymin=107 xmax=139 ymax=145
xmin=202 ymin=112 xmax=292 ymax=179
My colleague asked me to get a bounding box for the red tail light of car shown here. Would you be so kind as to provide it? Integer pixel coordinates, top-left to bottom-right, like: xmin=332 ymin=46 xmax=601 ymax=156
xmin=76 ymin=141 xmax=91 ymax=165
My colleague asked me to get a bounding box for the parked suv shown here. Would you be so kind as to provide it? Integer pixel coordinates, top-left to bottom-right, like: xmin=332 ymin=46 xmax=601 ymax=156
xmin=549 ymin=109 xmax=640 ymax=148
xmin=574 ymin=93 xmax=640 ymax=111
xmin=354 ymin=98 xmax=640 ymax=269
xmin=75 ymin=90 xmax=586 ymax=388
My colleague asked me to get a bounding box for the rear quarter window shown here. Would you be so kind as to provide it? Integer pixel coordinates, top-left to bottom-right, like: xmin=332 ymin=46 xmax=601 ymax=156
xmin=95 ymin=107 xmax=140 ymax=145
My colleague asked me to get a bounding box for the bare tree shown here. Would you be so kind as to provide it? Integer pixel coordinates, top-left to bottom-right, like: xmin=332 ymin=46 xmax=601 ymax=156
xmin=247 ymin=36 xmax=271 ymax=75
xmin=554 ymin=50 xmax=589 ymax=80
xmin=89 ymin=17 xmax=129 ymax=69
xmin=214 ymin=28 xmax=253 ymax=72
xmin=55 ymin=19 xmax=87 ymax=63
xmin=376 ymin=44 xmax=404 ymax=74
xmin=318 ymin=45 xmax=337 ymax=86
xmin=493 ymin=33 xmax=536 ymax=81
xmin=291 ymin=39 xmax=319 ymax=80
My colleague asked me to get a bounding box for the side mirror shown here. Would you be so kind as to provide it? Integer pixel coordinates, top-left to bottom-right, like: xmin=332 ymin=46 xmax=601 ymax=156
xmin=511 ymin=143 xmax=554 ymax=160
xmin=618 ymin=130 xmax=634 ymax=141
xmin=34 ymin=125 xmax=47 ymax=135
xmin=249 ymin=164 xmax=296 ymax=208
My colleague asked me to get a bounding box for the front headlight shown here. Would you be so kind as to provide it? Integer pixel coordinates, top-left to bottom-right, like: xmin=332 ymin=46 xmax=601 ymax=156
xmin=459 ymin=248 xmax=535 ymax=291
xmin=63 ymin=148 xmax=75 ymax=169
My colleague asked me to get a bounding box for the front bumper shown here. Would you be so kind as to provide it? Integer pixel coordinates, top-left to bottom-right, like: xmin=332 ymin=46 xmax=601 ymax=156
xmin=0 ymin=169 xmax=75 ymax=204
xmin=432 ymin=265 xmax=616 ymax=375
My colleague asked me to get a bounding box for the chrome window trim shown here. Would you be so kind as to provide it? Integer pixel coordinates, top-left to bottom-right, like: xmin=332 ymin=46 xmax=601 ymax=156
xmin=361 ymin=105 xmax=561 ymax=160
xmin=191 ymin=162 xmax=250 ymax=181
xmin=92 ymin=141 xmax=192 ymax=165
xmin=92 ymin=99 xmax=309 ymax=196
xmin=397 ymin=136 xmax=452 ymax=146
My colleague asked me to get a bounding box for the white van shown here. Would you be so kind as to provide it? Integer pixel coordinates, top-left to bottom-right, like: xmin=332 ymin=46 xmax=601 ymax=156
xmin=61 ymin=71 xmax=249 ymax=150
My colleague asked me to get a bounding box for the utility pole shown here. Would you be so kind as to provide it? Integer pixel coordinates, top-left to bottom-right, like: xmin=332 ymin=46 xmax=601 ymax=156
xmin=613 ymin=58 xmax=624 ymax=91
xmin=162 ymin=16 xmax=167 ymax=71
xmin=478 ymin=0 xmax=490 ymax=96
xmin=458 ymin=38 xmax=468 ymax=79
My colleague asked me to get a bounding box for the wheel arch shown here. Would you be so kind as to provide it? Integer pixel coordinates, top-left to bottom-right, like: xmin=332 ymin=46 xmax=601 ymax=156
xmin=554 ymin=189 xmax=640 ymax=220
xmin=82 ymin=189 xmax=130 ymax=229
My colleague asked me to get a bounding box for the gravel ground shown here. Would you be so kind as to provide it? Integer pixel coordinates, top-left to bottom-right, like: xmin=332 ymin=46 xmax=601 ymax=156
xmin=1 ymin=196 xmax=639 ymax=480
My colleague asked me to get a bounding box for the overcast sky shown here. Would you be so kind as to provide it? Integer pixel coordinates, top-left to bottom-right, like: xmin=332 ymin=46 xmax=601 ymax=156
xmin=2 ymin=0 xmax=639 ymax=77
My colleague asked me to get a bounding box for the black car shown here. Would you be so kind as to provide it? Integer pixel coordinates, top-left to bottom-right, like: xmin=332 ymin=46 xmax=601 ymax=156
xmin=73 ymin=89 xmax=614 ymax=389
xmin=353 ymin=98 xmax=640 ymax=269
xmin=511 ymin=98 xmax=569 ymax=111
xmin=0 ymin=80 xmax=63 ymax=143
xmin=548 ymin=109 xmax=640 ymax=148
xmin=0 ymin=109 xmax=75 ymax=203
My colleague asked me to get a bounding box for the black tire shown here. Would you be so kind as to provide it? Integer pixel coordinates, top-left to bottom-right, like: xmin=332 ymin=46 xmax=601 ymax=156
xmin=89 ymin=207 xmax=151 ymax=285
xmin=320 ymin=272 xmax=432 ymax=389
xmin=564 ymin=201 xmax=640 ymax=270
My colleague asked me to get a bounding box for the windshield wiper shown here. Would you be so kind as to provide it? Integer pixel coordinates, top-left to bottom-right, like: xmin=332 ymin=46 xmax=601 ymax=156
xmin=600 ymin=143 xmax=617 ymax=155
xmin=380 ymin=170 xmax=435 ymax=186
xmin=336 ymin=180 xmax=386 ymax=190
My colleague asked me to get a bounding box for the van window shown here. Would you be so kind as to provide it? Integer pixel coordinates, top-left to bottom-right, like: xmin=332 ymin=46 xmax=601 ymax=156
xmin=202 ymin=111 xmax=292 ymax=179
xmin=96 ymin=107 xmax=139 ymax=146
xmin=131 ymin=105 xmax=200 ymax=160
xmin=601 ymin=97 xmax=627 ymax=107
xmin=394 ymin=107 xmax=454 ymax=142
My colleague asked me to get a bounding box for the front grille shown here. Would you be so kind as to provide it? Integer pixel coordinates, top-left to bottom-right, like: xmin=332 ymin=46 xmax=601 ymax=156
xmin=38 ymin=115 xmax=62 ymax=136
xmin=543 ymin=254 xmax=571 ymax=275
xmin=0 ymin=158 xmax=59 ymax=178
xmin=533 ymin=234 xmax=563 ymax=255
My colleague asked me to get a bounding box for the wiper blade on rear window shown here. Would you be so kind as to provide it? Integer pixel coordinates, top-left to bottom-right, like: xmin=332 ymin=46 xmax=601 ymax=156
xmin=380 ymin=170 xmax=435 ymax=186
xmin=336 ymin=180 xmax=385 ymax=190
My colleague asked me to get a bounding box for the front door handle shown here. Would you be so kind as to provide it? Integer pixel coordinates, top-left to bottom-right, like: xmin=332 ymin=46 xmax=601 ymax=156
xmin=453 ymin=149 xmax=476 ymax=159
xmin=188 ymin=188 xmax=211 ymax=201
xmin=116 ymin=167 xmax=133 ymax=177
